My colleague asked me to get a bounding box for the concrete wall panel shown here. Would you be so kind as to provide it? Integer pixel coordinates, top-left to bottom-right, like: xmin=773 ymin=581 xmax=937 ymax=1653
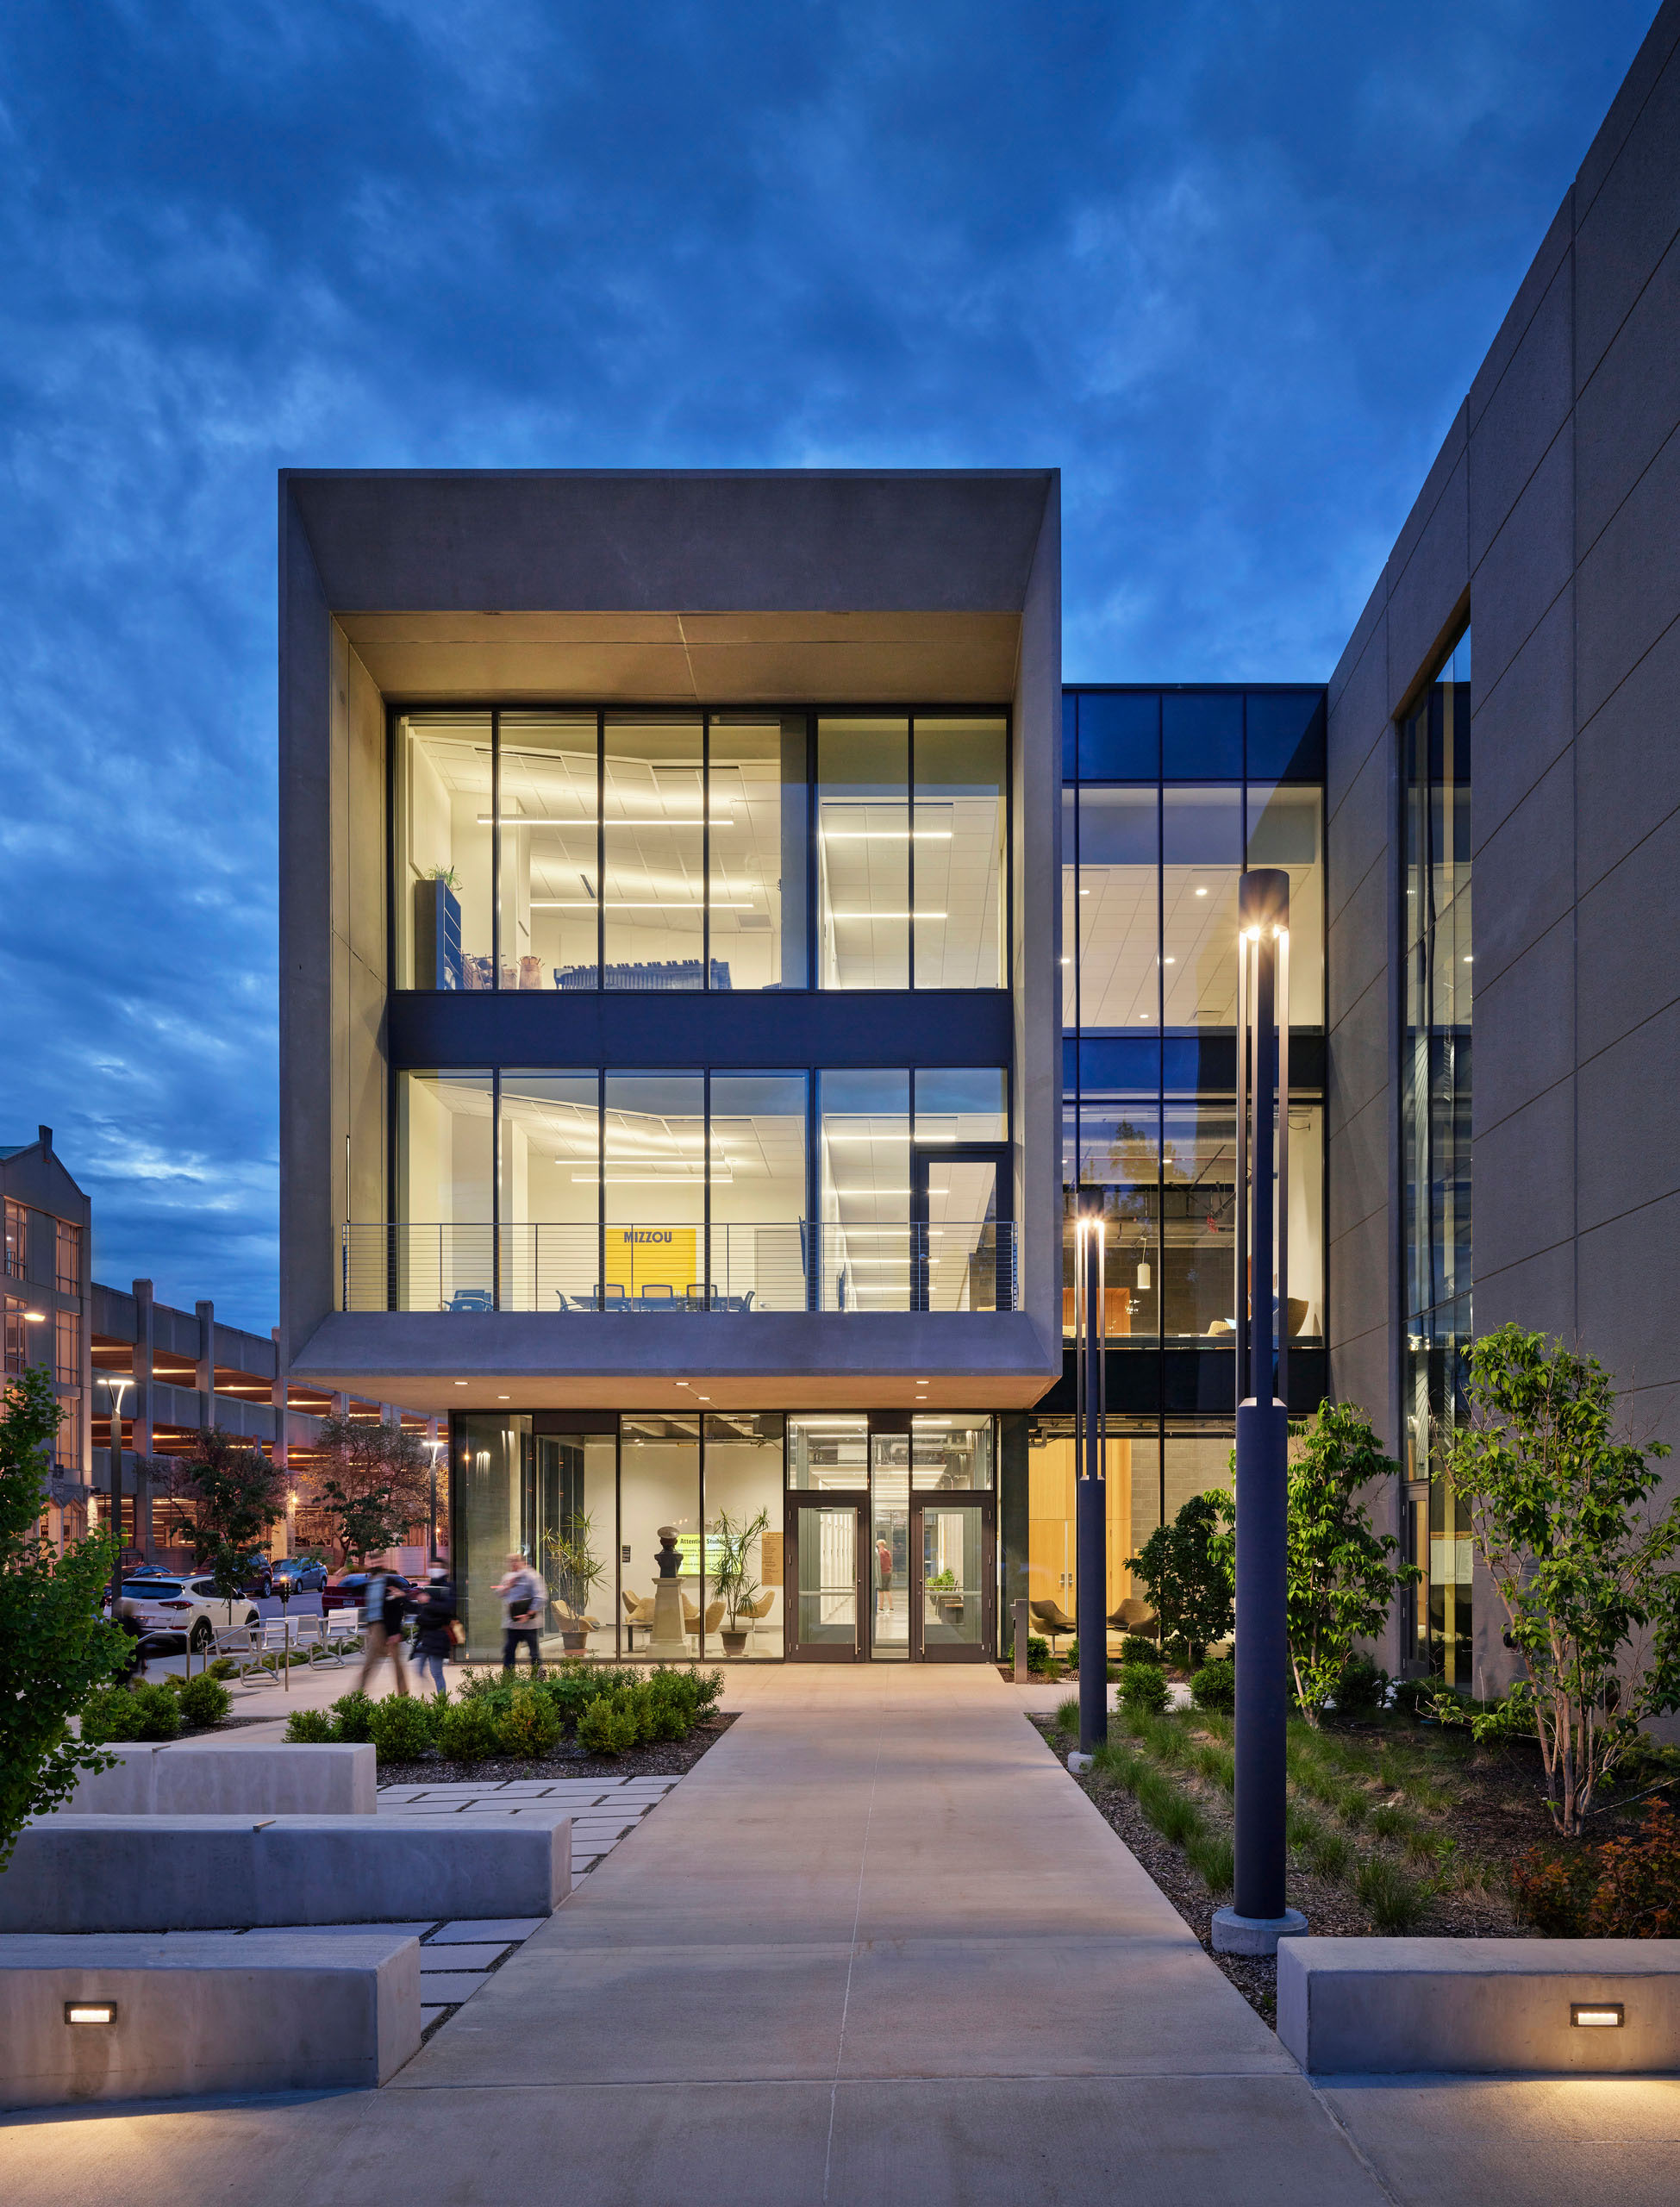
xmin=1576 ymin=997 xmax=1680 ymax=1236
xmin=1468 ymin=258 xmax=1574 ymax=567
xmin=1466 ymin=423 xmax=1573 ymax=702
xmin=1576 ymin=410 xmax=1680 ymax=727
xmin=1578 ymin=1188 xmax=1680 ymax=1399
xmin=1577 ymin=232 xmax=1680 ymax=553
xmin=1575 ymin=800 xmax=1680 ymax=1062
xmin=1575 ymin=612 xmax=1680 ymax=895
xmin=1327 ymin=972 xmax=1390 ymax=1134
xmin=1325 ymin=739 xmax=1389 ymax=932
xmin=1573 ymin=19 xmax=1680 ymax=385
xmin=1471 ymin=747 xmax=1575 ymax=991
xmin=1327 ymin=1090 xmax=1388 ymax=1248
xmin=1327 ymin=1204 xmax=1390 ymax=1352
xmin=1473 ymin=1076 xmax=1576 ymax=1284
xmin=1471 ymin=916 xmax=1575 ymax=1141
xmin=1325 ymin=853 xmax=1388 ymax=1034
xmin=1469 ymin=584 xmax=1574 ymax=851
xmin=1384 ymin=451 xmax=1470 ymax=716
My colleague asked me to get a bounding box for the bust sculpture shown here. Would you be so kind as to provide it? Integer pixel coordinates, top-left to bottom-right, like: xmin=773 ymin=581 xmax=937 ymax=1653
xmin=654 ymin=1525 xmax=684 ymax=1579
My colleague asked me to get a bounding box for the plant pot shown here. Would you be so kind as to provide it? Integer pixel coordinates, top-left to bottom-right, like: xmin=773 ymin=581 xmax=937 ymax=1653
xmin=720 ymin=1628 xmax=750 ymax=1657
xmin=558 ymin=1629 xmax=588 ymax=1652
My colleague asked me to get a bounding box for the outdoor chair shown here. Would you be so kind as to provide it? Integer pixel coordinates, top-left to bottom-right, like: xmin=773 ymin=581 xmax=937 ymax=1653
xmin=1029 ymin=1598 xmax=1077 ymax=1652
xmin=1109 ymin=1597 xmax=1158 ymax=1639
xmin=209 ymin=1623 xmax=263 ymax=1687
xmin=445 ymin=1288 xmax=494 ymax=1313
xmin=322 ymin=1611 xmax=362 ymax=1662
xmin=290 ymin=1614 xmax=326 ymax=1660
xmin=621 ymin=1590 xmax=656 ymax=1649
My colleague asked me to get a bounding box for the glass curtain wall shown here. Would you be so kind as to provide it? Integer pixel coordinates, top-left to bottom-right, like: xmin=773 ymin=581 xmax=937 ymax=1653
xmin=534 ymin=1428 xmax=617 ymax=1656
xmin=499 ymin=714 xmax=599 ymax=989
xmin=817 ymin=717 xmax=910 ymax=988
xmin=603 ymin=715 xmax=706 ymax=988
xmin=395 ymin=713 xmax=493 ymax=989
xmin=1401 ymin=625 xmax=1473 ymax=1683
xmin=820 ymin=1069 xmax=910 ymax=1311
xmin=709 ymin=1074 xmax=809 ymax=1310
xmin=703 ymin=1413 xmax=784 ymax=1654
xmin=397 ymin=1071 xmax=495 ymax=1309
xmin=603 ymin=1076 xmax=705 ymax=1305
xmin=709 ymin=715 xmax=809 ymax=990
xmin=497 ymin=1073 xmax=599 ymax=1310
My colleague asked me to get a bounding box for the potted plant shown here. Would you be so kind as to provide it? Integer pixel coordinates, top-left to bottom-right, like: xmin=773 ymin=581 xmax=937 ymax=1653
xmin=543 ymin=1511 xmax=606 ymax=1652
xmin=927 ymin=1566 xmax=963 ymax=1616
xmin=710 ymin=1505 xmax=769 ymax=1656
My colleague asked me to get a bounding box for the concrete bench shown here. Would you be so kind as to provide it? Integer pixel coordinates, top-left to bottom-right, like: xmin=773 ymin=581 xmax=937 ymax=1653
xmin=60 ymin=1741 xmax=376 ymax=1817
xmin=0 ymin=1812 xmax=571 ymax=1933
xmin=0 ymin=1931 xmax=419 ymax=2109
xmin=1277 ymin=1936 xmax=1680 ymax=2075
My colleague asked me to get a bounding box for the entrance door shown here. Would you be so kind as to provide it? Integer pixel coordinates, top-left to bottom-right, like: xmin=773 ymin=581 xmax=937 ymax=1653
xmin=912 ymin=1499 xmax=995 ymax=1661
xmin=911 ymin=1145 xmax=1012 ymax=1311
xmin=788 ymin=1500 xmax=865 ymax=1660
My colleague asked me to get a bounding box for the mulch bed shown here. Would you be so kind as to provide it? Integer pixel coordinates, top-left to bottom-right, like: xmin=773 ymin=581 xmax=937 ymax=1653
xmin=1023 ymin=1710 xmax=1635 ymax=2023
xmin=373 ymin=1710 xmax=738 ymax=1788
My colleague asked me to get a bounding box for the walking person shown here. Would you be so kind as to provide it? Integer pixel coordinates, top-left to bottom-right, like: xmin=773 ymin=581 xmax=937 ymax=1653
xmin=495 ymin=1551 xmax=546 ymax=1675
xmin=357 ymin=1567 xmax=412 ymax=1697
xmin=410 ymin=1565 xmax=456 ymax=1699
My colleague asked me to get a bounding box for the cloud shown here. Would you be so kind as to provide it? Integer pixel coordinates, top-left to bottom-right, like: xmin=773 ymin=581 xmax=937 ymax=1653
xmin=0 ymin=0 xmax=1654 ymax=1323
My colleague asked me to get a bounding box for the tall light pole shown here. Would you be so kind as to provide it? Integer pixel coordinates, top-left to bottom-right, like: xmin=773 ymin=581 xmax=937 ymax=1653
xmin=102 ymin=1373 xmax=133 ymax=1622
xmin=1072 ymin=1207 xmax=1108 ymax=1760
xmin=425 ymin=1435 xmax=446 ymax=1564
xmin=1213 ymin=868 xmax=1306 ymax=1956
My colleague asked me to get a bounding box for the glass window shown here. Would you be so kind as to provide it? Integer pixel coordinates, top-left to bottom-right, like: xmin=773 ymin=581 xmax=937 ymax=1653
xmin=498 ymin=713 xmax=599 ymax=991
xmin=498 ymin=1072 xmax=599 ymax=1313
xmin=1163 ymin=1417 xmax=1233 ymax=1526
xmin=709 ymin=714 xmax=809 ymax=991
xmin=1163 ymin=691 xmax=1242 ymax=779
xmin=1078 ymin=787 xmax=1158 ymax=1028
xmin=1245 ymin=690 xmax=1326 ymax=781
xmin=603 ymin=1076 xmax=704 ymax=1305
xmin=817 ymin=716 xmax=909 ymax=989
xmin=535 ymin=1428 xmax=617 ymax=1657
xmin=1246 ymin=785 xmax=1324 ymax=1025
xmin=55 ymin=1307 xmax=79 ymax=1386
xmin=1161 ymin=1091 xmax=1237 ymax=1343
xmin=395 ymin=713 xmax=493 ymax=990
xmin=911 ymin=1414 xmax=993 ymax=1489
xmin=55 ymin=1219 xmax=80 ymax=1295
xmin=1162 ymin=788 xmax=1242 ymax=1025
xmin=1061 ymin=691 xmax=1077 ymax=779
xmin=789 ymin=1411 xmax=868 ymax=1489
xmin=1061 ymin=787 xmax=1077 ymax=1027
xmin=913 ymin=716 xmax=1006 ymax=989
xmin=456 ymin=1412 xmax=529 ymax=1657
xmin=3 ymin=1201 xmax=23 ymax=1280
xmin=1285 ymin=1100 xmax=1324 ymax=1346
xmin=397 ymin=1072 xmax=495 ymax=1310
xmin=621 ymin=1413 xmax=702 ymax=1640
xmin=1078 ymin=691 xmax=1159 ymax=780
xmin=913 ymin=1068 xmax=1008 ymax=1145
xmin=709 ymin=1074 xmax=809 ymax=1311
xmin=1079 ymin=1097 xmax=1160 ymax=1343
xmin=603 ymin=715 xmax=705 ymax=991
xmin=4 ymin=1296 xmax=26 ymax=1375
xmin=820 ymin=1069 xmax=909 ymax=1311
xmin=1026 ymin=1416 xmax=1156 ymax=1629
xmin=703 ymin=1412 xmax=784 ymax=1655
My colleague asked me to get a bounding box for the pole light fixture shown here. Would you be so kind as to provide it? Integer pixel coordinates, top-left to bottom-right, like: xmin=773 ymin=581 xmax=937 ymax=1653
xmin=1072 ymin=1205 xmax=1108 ymax=1759
xmin=102 ymin=1373 xmax=133 ymax=1628
xmin=1212 ymin=868 xmax=1308 ymax=1958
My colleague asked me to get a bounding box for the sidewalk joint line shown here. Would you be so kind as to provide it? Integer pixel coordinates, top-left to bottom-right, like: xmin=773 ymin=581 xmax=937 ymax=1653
xmin=822 ymin=1728 xmax=883 ymax=2204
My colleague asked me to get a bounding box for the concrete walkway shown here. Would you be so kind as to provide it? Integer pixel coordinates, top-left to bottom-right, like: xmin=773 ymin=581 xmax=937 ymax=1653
xmin=8 ymin=1665 xmax=1680 ymax=2206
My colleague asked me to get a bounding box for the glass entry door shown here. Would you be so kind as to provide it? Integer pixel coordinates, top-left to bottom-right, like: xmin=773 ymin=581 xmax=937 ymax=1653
xmin=789 ymin=1500 xmax=865 ymax=1660
xmin=912 ymin=1500 xmax=994 ymax=1661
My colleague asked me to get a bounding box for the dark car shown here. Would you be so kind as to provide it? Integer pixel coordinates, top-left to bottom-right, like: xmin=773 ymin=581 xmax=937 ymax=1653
xmin=240 ymin=1554 xmax=274 ymax=1598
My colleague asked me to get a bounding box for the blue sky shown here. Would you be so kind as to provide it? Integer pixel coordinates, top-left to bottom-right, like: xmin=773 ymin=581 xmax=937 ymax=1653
xmin=0 ymin=0 xmax=1656 ymax=1329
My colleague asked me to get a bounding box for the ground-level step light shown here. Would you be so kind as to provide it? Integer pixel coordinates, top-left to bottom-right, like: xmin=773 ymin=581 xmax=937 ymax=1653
xmin=1213 ymin=867 xmax=1308 ymax=1958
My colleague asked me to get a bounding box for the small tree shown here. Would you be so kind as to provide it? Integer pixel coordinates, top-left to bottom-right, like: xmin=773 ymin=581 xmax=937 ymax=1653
xmin=306 ymin=1415 xmax=431 ymax=1568
xmin=1446 ymin=1324 xmax=1680 ymax=1835
xmin=0 ymin=1366 xmax=129 ymax=1868
xmin=1130 ymin=1491 xmax=1234 ymax=1665
xmin=167 ymin=1429 xmax=290 ymax=1596
xmin=1278 ymin=1402 xmax=1415 ymax=1727
xmin=544 ymin=1509 xmax=608 ymax=1617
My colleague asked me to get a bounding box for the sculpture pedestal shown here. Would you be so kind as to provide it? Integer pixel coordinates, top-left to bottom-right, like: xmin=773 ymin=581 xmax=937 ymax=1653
xmin=646 ymin=1578 xmax=688 ymax=1659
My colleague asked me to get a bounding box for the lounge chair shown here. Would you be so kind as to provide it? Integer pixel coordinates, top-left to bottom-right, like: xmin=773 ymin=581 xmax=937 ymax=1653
xmin=1029 ymin=1597 xmax=1077 ymax=1652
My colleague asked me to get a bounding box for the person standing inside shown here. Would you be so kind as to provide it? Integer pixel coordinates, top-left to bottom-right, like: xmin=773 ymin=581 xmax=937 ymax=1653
xmin=357 ymin=1567 xmax=412 ymax=1697
xmin=495 ymin=1551 xmax=546 ymax=1675
xmin=877 ymin=1533 xmax=894 ymax=1616
xmin=410 ymin=1565 xmax=456 ymax=1698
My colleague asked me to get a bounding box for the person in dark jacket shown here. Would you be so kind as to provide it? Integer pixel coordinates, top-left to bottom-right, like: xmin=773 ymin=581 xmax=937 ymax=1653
xmin=410 ymin=1568 xmax=457 ymax=1698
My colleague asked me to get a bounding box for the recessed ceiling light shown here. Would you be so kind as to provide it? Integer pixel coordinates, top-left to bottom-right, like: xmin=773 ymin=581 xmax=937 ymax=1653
xmin=1196 ymin=886 xmax=1208 ymax=897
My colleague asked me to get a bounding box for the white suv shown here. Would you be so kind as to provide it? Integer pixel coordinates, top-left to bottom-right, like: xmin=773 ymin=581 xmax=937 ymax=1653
xmin=106 ymin=1576 xmax=262 ymax=1654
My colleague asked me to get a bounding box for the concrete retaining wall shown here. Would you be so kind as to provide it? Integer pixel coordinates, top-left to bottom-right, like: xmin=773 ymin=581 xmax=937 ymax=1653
xmin=0 ymin=1931 xmax=420 ymax=2107
xmin=0 ymin=1812 xmax=571 ymax=1933
xmin=62 ymin=1742 xmax=376 ymax=1817
xmin=1277 ymin=1937 xmax=1680 ymax=2075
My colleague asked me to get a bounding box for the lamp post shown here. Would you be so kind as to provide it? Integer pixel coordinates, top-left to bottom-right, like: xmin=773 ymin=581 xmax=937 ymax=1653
xmin=102 ymin=1374 xmax=133 ymax=1625
xmin=1213 ymin=868 xmax=1306 ymax=1956
xmin=424 ymin=1436 xmax=445 ymax=1564
xmin=1072 ymin=1207 xmax=1108 ymax=1760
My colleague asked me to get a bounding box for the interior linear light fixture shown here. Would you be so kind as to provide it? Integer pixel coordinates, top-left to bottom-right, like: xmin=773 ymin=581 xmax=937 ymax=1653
xmin=531 ymin=900 xmax=753 ymax=910
xmin=829 ymin=912 xmax=947 ymax=922
xmin=820 ymin=829 xmax=952 ymax=841
xmin=478 ymin=805 xmax=735 ymax=823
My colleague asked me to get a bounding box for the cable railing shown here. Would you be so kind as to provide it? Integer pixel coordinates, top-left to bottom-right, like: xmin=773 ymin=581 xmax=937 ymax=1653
xmin=341 ymin=1221 xmax=1016 ymax=1316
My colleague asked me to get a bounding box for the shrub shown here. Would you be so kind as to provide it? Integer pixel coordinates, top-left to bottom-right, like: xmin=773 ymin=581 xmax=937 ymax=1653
xmin=207 ymin=1657 xmax=239 ymax=1681
xmin=177 ymin=1674 xmax=231 ymax=1729
xmin=1190 ymin=1657 xmax=1235 ymax=1713
xmin=367 ymin=1696 xmax=435 ymax=1763
xmin=1286 ymin=1801 xmax=1323 ymax=1851
xmin=1119 ymin=1634 xmax=1163 ymax=1666
xmin=1509 ymin=1847 xmax=1591 ymax=1935
xmin=1025 ymin=1635 xmax=1051 ymax=1674
xmin=493 ymin=1685 xmax=562 ymax=1759
xmin=434 ymin=1696 xmax=499 ymax=1764
xmin=1305 ymin=1828 xmax=1352 ymax=1879
xmin=1089 ymin=1739 xmax=1145 ymax=1789
xmin=83 ymin=1682 xmax=182 ymax=1743
xmin=284 ymin=1708 xmax=336 ymax=1743
xmin=1389 ymin=1676 xmax=1435 ymax=1723
xmin=1190 ymin=1740 xmax=1235 ymax=1794
xmin=1184 ymin=1831 xmax=1234 ymax=1895
xmin=577 ymin=1697 xmax=639 ymax=1756
xmin=1369 ymin=1804 xmax=1412 ymax=1841
xmin=331 ymin=1690 xmax=377 ymax=1742
xmin=1355 ymin=1856 xmax=1428 ymax=1934
xmin=1587 ymin=1804 xmax=1680 ymax=1937
xmin=1119 ymin=1662 xmax=1169 ymax=1715
xmin=1332 ymin=1654 xmax=1390 ymax=1723
xmin=1055 ymin=1696 xmax=1080 ymax=1735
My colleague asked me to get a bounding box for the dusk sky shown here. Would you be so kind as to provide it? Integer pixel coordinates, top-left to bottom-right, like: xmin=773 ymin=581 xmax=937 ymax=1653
xmin=0 ymin=0 xmax=1657 ymax=1330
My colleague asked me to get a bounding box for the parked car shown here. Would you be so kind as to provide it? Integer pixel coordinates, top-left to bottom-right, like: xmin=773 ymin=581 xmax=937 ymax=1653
xmin=272 ymin=1557 xmax=329 ymax=1595
xmin=103 ymin=1575 xmax=262 ymax=1654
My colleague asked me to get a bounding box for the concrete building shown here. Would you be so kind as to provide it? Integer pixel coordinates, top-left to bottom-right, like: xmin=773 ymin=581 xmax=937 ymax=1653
xmin=2 ymin=1127 xmax=93 ymax=1547
xmin=276 ymin=3 xmax=1680 ymax=1674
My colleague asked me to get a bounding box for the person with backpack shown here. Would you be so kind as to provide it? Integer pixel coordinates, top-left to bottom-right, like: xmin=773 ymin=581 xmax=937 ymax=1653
xmin=357 ymin=1567 xmax=412 ymax=1697
xmin=494 ymin=1551 xmax=546 ymax=1674
xmin=410 ymin=1565 xmax=457 ymax=1698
